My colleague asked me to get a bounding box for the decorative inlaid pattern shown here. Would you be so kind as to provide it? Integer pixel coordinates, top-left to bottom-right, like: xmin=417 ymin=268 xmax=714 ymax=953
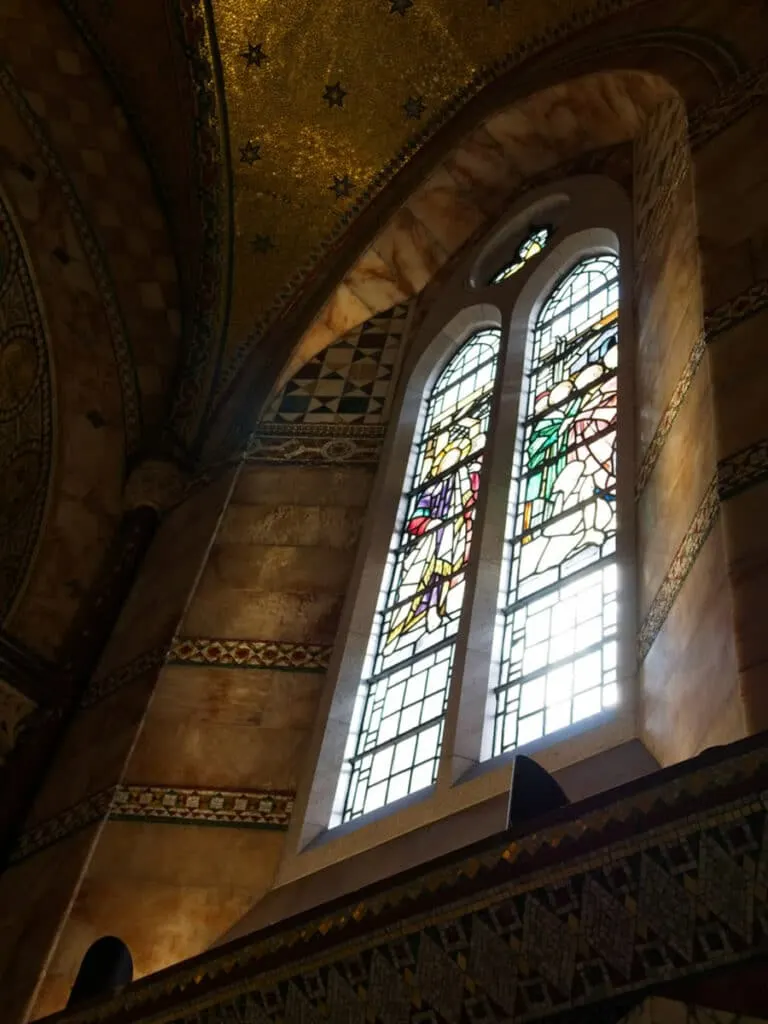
xmin=51 ymin=740 xmax=768 ymax=1024
xmin=169 ymin=638 xmax=332 ymax=673
xmin=636 ymin=334 xmax=706 ymax=497
xmin=633 ymin=95 xmax=689 ymax=279
xmin=690 ymin=61 xmax=768 ymax=150
xmin=0 ymin=185 xmax=53 ymax=618
xmin=704 ymin=279 xmax=768 ymax=342
xmin=111 ymin=785 xmax=293 ymax=829
xmin=80 ymin=647 xmax=168 ymax=707
xmin=718 ymin=437 xmax=768 ymax=502
xmin=247 ymin=423 xmax=385 ymax=466
xmin=637 ymin=275 xmax=768 ymax=499
xmin=263 ymin=305 xmax=408 ymax=425
xmin=9 ymin=788 xmax=114 ymax=864
xmin=638 ymin=478 xmax=719 ymax=662
xmin=10 ymin=784 xmax=295 ymax=863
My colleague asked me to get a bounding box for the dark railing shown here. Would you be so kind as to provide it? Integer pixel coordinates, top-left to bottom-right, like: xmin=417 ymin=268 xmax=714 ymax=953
xmin=45 ymin=732 xmax=768 ymax=1024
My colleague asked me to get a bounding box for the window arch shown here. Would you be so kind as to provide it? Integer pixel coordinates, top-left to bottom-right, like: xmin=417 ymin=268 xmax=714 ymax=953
xmin=493 ymin=254 xmax=620 ymax=754
xmin=293 ymin=182 xmax=635 ymax=856
xmin=339 ymin=328 xmax=501 ymax=821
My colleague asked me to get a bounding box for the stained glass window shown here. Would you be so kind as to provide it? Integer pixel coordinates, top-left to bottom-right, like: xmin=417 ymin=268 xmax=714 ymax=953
xmin=491 ymin=226 xmax=552 ymax=283
xmin=493 ymin=254 xmax=620 ymax=754
xmin=341 ymin=329 xmax=501 ymax=821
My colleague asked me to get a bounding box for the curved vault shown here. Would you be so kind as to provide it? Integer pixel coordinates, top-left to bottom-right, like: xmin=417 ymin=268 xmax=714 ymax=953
xmin=269 ymin=69 xmax=677 ymax=394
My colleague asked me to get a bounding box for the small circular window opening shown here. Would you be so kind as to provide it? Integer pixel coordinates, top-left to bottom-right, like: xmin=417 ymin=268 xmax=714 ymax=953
xmin=490 ymin=226 xmax=552 ymax=284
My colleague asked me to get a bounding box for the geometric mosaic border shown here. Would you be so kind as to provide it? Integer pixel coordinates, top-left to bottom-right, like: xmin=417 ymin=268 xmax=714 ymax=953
xmin=80 ymin=647 xmax=168 ymax=707
xmin=638 ymin=271 xmax=768 ymax=500
xmin=718 ymin=436 xmax=768 ymax=502
xmin=168 ymin=638 xmax=332 ymax=673
xmin=9 ymin=784 xmax=294 ymax=864
xmin=9 ymin=788 xmax=114 ymax=865
xmin=111 ymin=785 xmax=294 ymax=829
xmin=637 ymin=477 xmax=719 ymax=663
xmin=689 ymin=61 xmax=768 ymax=150
xmin=246 ymin=423 xmax=386 ymax=467
xmin=704 ymin=278 xmax=768 ymax=343
xmin=52 ymin=739 xmax=768 ymax=1024
xmin=636 ymin=333 xmax=706 ymax=498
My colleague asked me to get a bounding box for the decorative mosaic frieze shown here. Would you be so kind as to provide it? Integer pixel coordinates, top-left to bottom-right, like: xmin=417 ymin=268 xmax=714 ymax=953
xmin=9 ymin=788 xmax=115 ymax=864
xmin=246 ymin=422 xmax=385 ymax=466
xmin=111 ymin=785 xmax=294 ymax=829
xmin=636 ymin=333 xmax=706 ymax=498
xmin=705 ymin=278 xmax=768 ymax=342
xmin=80 ymin=647 xmax=168 ymax=707
xmin=638 ymin=478 xmax=719 ymax=662
xmin=690 ymin=62 xmax=768 ymax=150
xmin=169 ymin=637 xmax=332 ymax=673
xmin=10 ymin=783 xmax=294 ymax=863
xmin=53 ymin=740 xmax=768 ymax=1024
xmin=718 ymin=437 xmax=768 ymax=502
xmin=263 ymin=305 xmax=408 ymax=426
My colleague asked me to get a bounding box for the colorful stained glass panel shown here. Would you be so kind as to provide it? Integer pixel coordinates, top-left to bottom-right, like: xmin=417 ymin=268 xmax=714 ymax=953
xmin=341 ymin=330 xmax=500 ymax=821
xmin=494 ymin=254 xmax=620 ymax=754
xmin=491 ymin=226 xmax=552 ymax=283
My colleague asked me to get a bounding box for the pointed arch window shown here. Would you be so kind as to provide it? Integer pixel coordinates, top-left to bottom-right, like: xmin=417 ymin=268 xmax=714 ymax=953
xmin=490 ymin=226 xmax=552 ymax=283
xmin=340 ymin=328 xmax=501 ymax=821
xmin=493 ymin=254 xmax=620 ymax=754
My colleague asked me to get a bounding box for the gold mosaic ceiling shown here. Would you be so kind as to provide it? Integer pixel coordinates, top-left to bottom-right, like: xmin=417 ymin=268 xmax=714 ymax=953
xmin=213 ymin=0 xmax=638 ymax=381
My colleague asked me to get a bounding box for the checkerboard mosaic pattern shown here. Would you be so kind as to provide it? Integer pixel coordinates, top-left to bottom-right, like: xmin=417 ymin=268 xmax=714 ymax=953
xmin=53 ymin=740 xmax=768 ymax=1024
xmin=263 ymin=305 xmax=408 ymax=425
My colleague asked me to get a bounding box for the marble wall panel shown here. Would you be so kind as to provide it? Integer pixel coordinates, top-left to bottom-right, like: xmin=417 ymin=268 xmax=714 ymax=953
xmin=204 ymin=543 xmax=356 ymax=596
xmin=218 ymin=502 xmax=366 ymax=549
xmin=232 ymin=464 xmax=374 ymax=508
xmin=636 ymin=360 xmax=716 ymax=617
xmin=641 ymin=524 xmax=739 ymax=767
xmin=370 ymin=206 xmax=449 ymax=297
xmin=696 ymin=104 xmax=768 ymax=311
xmin=635 ymin=177 xmax=703 ymax=456
xmin=126 ymin=664 xmax=324 ymax=791
xmin=30 ymin=821 xmax=286 ymax=1020
xmin=181 ymin=584 xmax=345 ymax=644
xmin=0 ymin=825 xmax=100 ymax=1024
xmin=342 ymin=248 xmax=411 ymax=317
xmin=407 ymin=166 xmax=487 ymax=255
xmin=25 ymin=668 xmax=156 ymax=827
xmin=708 ymin=307 xmax=768 ymax=462
xmin=95 ymin=470 xmax=235 ymax=679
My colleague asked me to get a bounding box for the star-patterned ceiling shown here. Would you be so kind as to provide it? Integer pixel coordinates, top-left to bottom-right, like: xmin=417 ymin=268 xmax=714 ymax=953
xmin=55 ymin=0 xmax=764 ymax=456
xmin=211 ymin=0 xmax=647 ymax=392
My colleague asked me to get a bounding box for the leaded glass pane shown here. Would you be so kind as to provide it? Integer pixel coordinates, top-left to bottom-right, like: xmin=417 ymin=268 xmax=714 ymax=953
xmin=342 ymin=329 xmax=501 ymax=821
xmin=491 ymin=226 xmax=552 ymax=283
xmin=493 ymin=254 xmax=620 ymax=754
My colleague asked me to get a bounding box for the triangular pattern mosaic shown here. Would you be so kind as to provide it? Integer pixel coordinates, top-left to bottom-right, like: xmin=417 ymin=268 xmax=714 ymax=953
xmin=263 ymin=304 xmax=409 ymax=425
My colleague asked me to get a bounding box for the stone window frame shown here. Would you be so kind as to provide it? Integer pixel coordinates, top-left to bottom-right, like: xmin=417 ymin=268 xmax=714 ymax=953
xmin=278 ymin=176 xmax=637 ymax=884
